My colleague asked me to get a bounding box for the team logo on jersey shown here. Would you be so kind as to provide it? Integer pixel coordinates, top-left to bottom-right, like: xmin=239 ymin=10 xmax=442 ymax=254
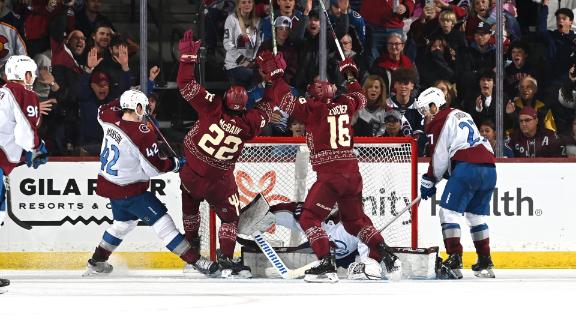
xmin=139 ymin=124 xmax=151 ymax=133
xmin=235 ymin=170 xmax=290 ymax=206
xmin=0 ymin=35 xmax=9 ymax=59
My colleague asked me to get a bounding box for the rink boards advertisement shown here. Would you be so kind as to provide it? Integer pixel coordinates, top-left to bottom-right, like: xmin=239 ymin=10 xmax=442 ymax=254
xmin=0 ymin=161 xmax=575 ymax=268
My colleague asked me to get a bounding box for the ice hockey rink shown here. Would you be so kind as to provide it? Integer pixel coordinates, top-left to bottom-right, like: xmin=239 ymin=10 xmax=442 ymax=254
xmin=1 ymin=269 xmax=574 ymax=323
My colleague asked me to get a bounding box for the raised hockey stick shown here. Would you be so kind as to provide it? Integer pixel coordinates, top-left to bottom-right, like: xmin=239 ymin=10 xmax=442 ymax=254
xmin=378 ymin=196 xmax=421 ymax=234
xmin=317 ymin=0 xmax=345 ymax=60
xmin=252 ymin=231 xmax=315 ymax=279
xmin=145 ymin=115 xmax=178 ymax=158
xmin=269 ymin=0 xmax=277 ymax=55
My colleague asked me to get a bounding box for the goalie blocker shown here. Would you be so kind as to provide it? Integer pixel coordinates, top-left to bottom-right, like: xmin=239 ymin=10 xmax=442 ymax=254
xmin=242 ymin=245 xmax=442 ymax=279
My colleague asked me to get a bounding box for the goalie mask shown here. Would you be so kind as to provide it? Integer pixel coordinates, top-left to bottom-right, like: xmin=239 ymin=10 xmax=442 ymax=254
xmin=415 ymin=87 xmax=446 ymax=117
xmin=5 ymin=55 xmax=38 ymax=87
xmin=307 ymin=80 xmax=336 ymax=103
xmin=120 ymin=89 xmax=149 ymax=119
xmin=225 ymin=85 xmax=248 ymax=112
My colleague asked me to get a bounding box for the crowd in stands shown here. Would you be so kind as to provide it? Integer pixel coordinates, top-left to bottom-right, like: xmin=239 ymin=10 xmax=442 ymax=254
xmin=203 ymin=0 xmax=576 ymax=157
xmin=4 ymin=0 xmax=576 ymax=158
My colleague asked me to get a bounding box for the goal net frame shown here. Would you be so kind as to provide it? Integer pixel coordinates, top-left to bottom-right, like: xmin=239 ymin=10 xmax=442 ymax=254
xmin=199 ymin=136 xmax=419 ymax=261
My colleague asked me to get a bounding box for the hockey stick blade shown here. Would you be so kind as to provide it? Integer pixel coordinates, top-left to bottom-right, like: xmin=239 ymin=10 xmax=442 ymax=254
xmin=253 ymin=231 xmax=314 ymax=279
xmin=378 ymin=196 xmax=421 ymax=234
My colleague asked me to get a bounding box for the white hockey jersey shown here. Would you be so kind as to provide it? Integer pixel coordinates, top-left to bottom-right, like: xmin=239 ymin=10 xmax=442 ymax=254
xmin=425 ymin=107 xmax=496 ymax=181
xmin=96 ymin=99 xmax=176 ymax=200
xmin=0 ymin=82 xmax=41 ymax=174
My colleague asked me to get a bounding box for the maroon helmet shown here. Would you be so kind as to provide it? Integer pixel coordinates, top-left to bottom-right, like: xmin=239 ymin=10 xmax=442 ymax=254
xmin=224 ymin=85 xmax=248 ymax=112
xmin=307 ymin=80 xmax=336 ymax=103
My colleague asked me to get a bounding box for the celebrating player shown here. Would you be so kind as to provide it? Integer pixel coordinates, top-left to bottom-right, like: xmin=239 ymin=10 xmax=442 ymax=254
xmin=83 ymin=89 xmax=218 ymax=276
xmin=417 ymin=87 xmax=496 ymax=279
xmin=0 ymin=55 xmax=49 ymax=293
xmin=176 ymin=31 xmax=282 ymax=278
xmin=259 ymin=55 xmax=400 ymax=283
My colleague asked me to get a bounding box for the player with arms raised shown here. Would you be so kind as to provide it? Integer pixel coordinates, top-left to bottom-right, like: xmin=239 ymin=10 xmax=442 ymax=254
xmin=0 ymin=55 xmax=48 ymax=293
xmin=417 ymin=87 xmax=496 ymax=279
xmin=259 ymin=55 xmax=400 ymax=283
xmin=177 ymin=31 xmax=283 ymax=278
xmin=83 ymin=89 xmax=214 ymax=276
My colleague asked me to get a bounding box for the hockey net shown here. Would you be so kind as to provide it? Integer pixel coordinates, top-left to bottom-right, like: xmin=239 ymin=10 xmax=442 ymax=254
xmin=197 ymin=137 xmax=418 ymax=260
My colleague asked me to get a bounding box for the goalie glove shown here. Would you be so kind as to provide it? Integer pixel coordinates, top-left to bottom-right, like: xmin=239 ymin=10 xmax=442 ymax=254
xmin=256 ymin=50 xmax=286 ymax=81
xmin=420 ymin=174 xmax=437 ymax=200
xmin=179 ymin=29 xmax=201 ymax=64
xmin=338 ymin=57 xmax=358 ymax=79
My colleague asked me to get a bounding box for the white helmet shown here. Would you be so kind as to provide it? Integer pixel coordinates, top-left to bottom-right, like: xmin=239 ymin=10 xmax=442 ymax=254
xmin=120 ymin=89 xmax=149 ymax=117
xmin=416 ymin=87 xmax=446 ymax=116
xmin=5 ymin=55 xmax=38 ymax=86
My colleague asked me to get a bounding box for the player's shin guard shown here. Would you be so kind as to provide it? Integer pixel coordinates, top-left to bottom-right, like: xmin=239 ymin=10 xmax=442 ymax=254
xmin=218 ymin=222 xmax=238 ymax=259
xmin=300 ymin=212 xmax=331 ymax=258
xmin=357 ymin=225 xmax=384 ymax=260
xmin=441 ymin=223 xmax=463 ymax=255
xmin=182 ymin=212 xmax=201 ymax=242
xmin=152 ymin=214 xmax=196 ymax=262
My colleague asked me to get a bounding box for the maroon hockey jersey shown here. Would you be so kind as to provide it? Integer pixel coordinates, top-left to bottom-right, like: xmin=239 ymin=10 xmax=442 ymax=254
xmin=274 ymin=79 xmax=367 ymax=173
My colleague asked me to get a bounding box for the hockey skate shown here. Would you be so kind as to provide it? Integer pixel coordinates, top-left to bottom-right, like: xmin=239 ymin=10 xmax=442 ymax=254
xmin=378 ymin=242 xmax=402 ymax=281
xmin=184 ymin=256 xmax=221 ymax=277
xmin=218 ymin=255 xmax=252 ymax=279
xmin=304 ymin=256 xmax=339 ymax=283
xmin=438 ymin=254 xmax=463 ymax=279
xmin=472 ymin=255 xmax=495 ymax=278
xmin=0 ymin=277 xmax=9 ymax=294
xmin=83 ymin=259 xmax=113 ymax=277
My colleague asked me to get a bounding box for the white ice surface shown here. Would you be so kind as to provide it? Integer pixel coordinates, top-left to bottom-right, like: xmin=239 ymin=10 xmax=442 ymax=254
xmin=0 ymin=269 xmax=574 ymax=324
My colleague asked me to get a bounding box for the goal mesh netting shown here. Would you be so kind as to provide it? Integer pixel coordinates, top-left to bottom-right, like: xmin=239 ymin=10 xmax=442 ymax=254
xmin=197 ymin=137 xmax=418 ymax=260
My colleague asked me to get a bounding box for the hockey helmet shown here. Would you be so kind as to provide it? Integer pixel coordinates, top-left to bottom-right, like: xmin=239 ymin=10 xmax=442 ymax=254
xmin=225 ymin=85 xmax=248 ymax=112
xmin=120 ymin=89 xmax=149 ymax=117
xmin=416 ymin=87 xmax=446 ymax=116
xmin=307 ymin=80 xmax=336 ymax=103
xmin=5 ymin=55 xmax=38 ymax=86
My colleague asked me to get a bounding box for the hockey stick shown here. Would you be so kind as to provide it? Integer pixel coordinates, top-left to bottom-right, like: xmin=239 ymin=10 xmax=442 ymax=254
xmin=145 ymin=115 xmax=178 ymax=158
xmin=253 ymin=231 xmax=315 ymax=279
xmin=317 ymin=0 xmax=345 ymax=60
xmin=5 ymin=176 xmax=32 ymax=230
xmin=269 ymin=0 xmax=277 ymax=55
xmin=378 ymin=196 xmax=421 ymax=234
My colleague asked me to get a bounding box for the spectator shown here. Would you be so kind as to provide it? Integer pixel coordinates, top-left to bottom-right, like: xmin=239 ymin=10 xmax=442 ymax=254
xmin=407 ymin=1 xmax=439 ymax=60
xmin=89 ymin=21 xmax=112 ymax=57
xmin=328 ymin=33 xmax=368 ymax=88
xmin=417 ymin=34 xmax=458 ymax=89
xmin=288 ymin=116 xmax=305 ymax=137
xmin=224 ymin=0 xmax=262 ymax=88
xmin=433 ymin=79 xmax=460 ymax=108
xmin=382 ymin=109 xmax=404 ymax=137
xmin=432 ymin=9 xmax=468 ymax=60
xmin=259 ymin=16 xmax=299 ymax=84
xmin=75 ymin=0 xmax=114 ymax=40
xmin=329 ymin=0 xmax=367 ymax=53
xmin=360 ymin=0 xmax=415 ymax=66
xmin=77 ymin=47 xmax=130 ymax=155
xmin=92 ymin=34 xmax=132 ymax=97
xmin=561 ymin=116 xmax=576 ymax=157
xmin=506 ymin=106 xmax=564 ymax=157
xmin=505 ymin=76 xmax=556 ymax=133
xmin=466 ymin=69 xmax=501 ymax=126
xmin=0 ymin=0 xmax=27 ymax=68
xmin=465 ymin=0 xmax=494 ymax=43
xmin=557 ymin=64 xmax=576 ymax=134
xmin=432 ymin=0 xmax=469 ymax=22
xmin=370 ymin=33 xmax=418 ymax=94
xmin=504 ymin=40 xmax=544 ymax=99
xmin=261 ymin=0 xmax=311 ymax=42
xmin=293 ymin=10 xmax=323 ymax=92
xmin=479 ymin=119 xmax=514 ymax=158
xmin=353 ymin=74 xmax=388 ymax=136
xmin=461 ymin=21 xmax=496 ymax=100
xmin=537 ymin=4 xmax=576 ymax=87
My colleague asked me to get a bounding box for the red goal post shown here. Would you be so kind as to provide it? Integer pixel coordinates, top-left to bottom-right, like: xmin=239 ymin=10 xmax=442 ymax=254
xmin=199 ymin=136 xmax=419 ymax=260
